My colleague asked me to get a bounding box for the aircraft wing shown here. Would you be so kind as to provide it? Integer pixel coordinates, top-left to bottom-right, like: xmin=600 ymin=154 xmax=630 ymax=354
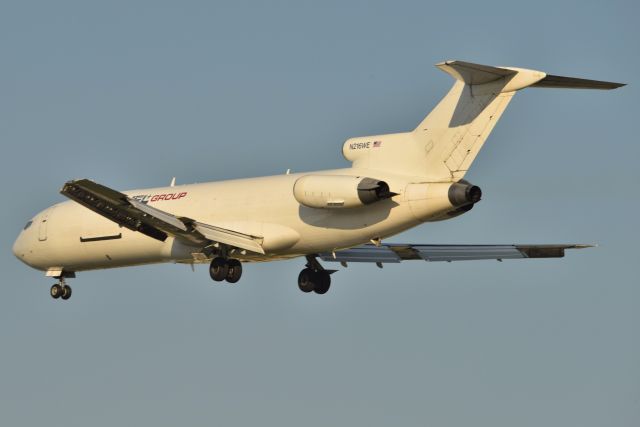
xmin=319 ymin=243 xmax=592 ymax=264
xmin=60 ymin=179 xmax=265 ymax=254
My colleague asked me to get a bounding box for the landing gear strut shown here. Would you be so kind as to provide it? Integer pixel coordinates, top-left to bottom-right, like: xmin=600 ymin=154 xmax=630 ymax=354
xmin=209 ymin=257 xmax=243 ymax=283
xmin=50 ymin=278 xmax=72 ymax=301
xmin=298 ymin=255 xmax=333 ymax=295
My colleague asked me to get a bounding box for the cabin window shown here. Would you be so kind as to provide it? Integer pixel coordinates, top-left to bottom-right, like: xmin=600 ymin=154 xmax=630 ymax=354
xmin=23 ymin=220 xmax=33 ymax=230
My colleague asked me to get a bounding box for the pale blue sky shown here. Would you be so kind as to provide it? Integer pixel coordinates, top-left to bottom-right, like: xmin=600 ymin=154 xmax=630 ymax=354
xmin=1 ymin=1 xmax=638 ymax=426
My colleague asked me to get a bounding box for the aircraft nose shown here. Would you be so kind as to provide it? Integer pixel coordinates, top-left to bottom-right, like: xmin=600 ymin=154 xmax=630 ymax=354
xmin=12 ymin=233 xmax=27 ymax=261
xmin=13 ymin=219 xmax=35 ymax=266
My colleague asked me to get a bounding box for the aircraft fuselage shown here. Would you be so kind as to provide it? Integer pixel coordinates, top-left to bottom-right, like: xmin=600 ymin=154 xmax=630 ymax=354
xmin=13 ymin=167 xmax=450 ymax=273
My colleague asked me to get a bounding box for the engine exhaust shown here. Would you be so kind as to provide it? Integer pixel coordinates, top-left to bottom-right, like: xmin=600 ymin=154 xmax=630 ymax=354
xmin=448 ymin=181 xmax=482 ymax=207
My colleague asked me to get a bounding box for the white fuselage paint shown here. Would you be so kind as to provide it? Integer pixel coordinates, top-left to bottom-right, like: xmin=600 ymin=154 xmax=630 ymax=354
xmin=13 ymin=167 xmax=458 ymax=273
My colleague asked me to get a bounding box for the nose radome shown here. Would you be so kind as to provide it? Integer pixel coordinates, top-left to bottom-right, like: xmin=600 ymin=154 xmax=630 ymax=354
xmin=13 ymin=217 xmax=36 ymax=266
xmin=12 ymin=233 xmax=26 ymax=261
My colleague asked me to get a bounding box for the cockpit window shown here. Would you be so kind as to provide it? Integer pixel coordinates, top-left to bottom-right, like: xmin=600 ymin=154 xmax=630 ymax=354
xmin=23 ymin=220 xmax=33 ymax=230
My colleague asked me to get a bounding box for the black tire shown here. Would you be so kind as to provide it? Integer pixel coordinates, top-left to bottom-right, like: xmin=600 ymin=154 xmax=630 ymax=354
xmin=209 ymin=257 xmax=229 ymax=282
xmin=313 ymin=271 xmax=331 ymax=295
xmin=50 ymin=284 xmax=62 ymax=299
xmin=297 ymin=268 xmax=315 ymax=293
xmin=226 ymin=259 xmax=243 ymax=283
xmin=61 ymin=286 xmax=72 ymax=300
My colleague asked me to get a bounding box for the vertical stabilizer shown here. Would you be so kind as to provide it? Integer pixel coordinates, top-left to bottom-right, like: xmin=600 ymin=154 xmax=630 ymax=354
xmin=342 ymin=60 xmax=623 ymax=181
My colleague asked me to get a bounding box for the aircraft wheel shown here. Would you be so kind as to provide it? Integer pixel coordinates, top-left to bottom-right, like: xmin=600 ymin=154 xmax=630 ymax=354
xmin=313 ymin=272 xmax=331 ymax=295
xmin=61 ymin=286 xmax=72 ymax=300
xmin=209 ymin=257 xmax=229 ymax=282
xmin=50 ymin=284 xmax=63 ymax=299
xmin=297 ymin=268 xmax=315 ymax=293
xmin=226 ymin=259 xmax=243 ymax=283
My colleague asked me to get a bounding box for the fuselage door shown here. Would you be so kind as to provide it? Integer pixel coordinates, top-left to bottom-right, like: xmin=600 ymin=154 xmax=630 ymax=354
xmin=38 ymin=207 xmax=55 ymax=241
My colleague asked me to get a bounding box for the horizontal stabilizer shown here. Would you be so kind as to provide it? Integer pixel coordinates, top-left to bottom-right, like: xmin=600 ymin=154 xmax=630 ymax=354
xmin=531 ymin=74 xmax=625 ymax=90
xmin=436 ymin=60 xmax=517 ymax=85
xmin=436 ymin=60 xmax=624 ymax=92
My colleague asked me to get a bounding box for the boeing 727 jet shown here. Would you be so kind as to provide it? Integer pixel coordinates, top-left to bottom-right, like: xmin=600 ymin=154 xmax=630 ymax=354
xmin=12 ymin=61 xmax=624 ymax=299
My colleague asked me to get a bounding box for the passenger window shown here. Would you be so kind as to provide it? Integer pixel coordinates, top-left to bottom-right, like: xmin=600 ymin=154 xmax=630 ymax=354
xmin=23 ymin=220 xmax=33 ymax=230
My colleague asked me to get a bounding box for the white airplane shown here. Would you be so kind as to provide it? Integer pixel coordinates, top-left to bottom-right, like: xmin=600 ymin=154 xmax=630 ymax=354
xmin=13 ymin=61 xmax=624 ymax=300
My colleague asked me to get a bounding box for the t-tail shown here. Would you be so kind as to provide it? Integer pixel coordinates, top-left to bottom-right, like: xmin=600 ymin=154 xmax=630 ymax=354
xmin=342 ymin=60 xmax=624 ymax=181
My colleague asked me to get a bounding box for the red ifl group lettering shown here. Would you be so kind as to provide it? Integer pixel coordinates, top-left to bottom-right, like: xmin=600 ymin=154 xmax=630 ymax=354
xmin=150 ymin=192 xmax=187 ymax=202
xmin=131 ymin=192 xmax=188 ymax=203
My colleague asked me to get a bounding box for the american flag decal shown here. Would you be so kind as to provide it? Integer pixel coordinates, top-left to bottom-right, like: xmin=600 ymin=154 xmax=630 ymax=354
xmin=373 ymin=140 xmax=382 ymax=148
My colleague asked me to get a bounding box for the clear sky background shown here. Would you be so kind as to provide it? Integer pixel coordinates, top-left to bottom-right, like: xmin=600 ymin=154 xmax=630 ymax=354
xmin=1 ymin=1 xmax=638 ymax=426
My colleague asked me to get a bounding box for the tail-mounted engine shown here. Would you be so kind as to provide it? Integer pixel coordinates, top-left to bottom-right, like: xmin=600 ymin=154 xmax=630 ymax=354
xmin=405 ymin=180 xmax=482 ymax=221
xmin=293 ymin=175 xmax=395 ymax=209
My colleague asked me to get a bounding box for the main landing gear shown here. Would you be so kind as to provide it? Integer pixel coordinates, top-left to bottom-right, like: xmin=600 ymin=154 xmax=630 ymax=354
xmin=209 ymin=257 xmax=243 ymax=283
xmin=50 ymin=278 xmax=72 ymax=301
xmin=298 ymin=255 xmax=334 ymax=295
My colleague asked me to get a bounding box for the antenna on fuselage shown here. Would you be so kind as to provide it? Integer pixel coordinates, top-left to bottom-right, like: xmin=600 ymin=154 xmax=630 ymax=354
xmin=170 ymin=177 xmax=176 ymax=187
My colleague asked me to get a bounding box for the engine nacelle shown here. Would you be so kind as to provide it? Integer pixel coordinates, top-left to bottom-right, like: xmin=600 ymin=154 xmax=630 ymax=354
xmin=293 ymin=175 xmax=394 ymax=209
xmin=405 ymin=180 xmax=482 ymax=221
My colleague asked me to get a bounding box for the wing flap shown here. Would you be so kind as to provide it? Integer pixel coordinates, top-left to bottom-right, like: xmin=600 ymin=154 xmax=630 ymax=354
xmin=414 ymin=245 xmax=524 ymax=261
xmin=319 ymin=243 xmax=592 ymax=263
xmin=193 ymin=222 xmax=265 ymax=254
xmin=324 ymin=246 xmax=402 ymax=263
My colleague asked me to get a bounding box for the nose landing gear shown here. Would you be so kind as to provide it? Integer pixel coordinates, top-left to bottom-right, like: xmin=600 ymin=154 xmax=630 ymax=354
xmin=50 ymin=278 xmax=72 ymax=301
xmin=209 ymin=257 xmax=243 ymax=284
